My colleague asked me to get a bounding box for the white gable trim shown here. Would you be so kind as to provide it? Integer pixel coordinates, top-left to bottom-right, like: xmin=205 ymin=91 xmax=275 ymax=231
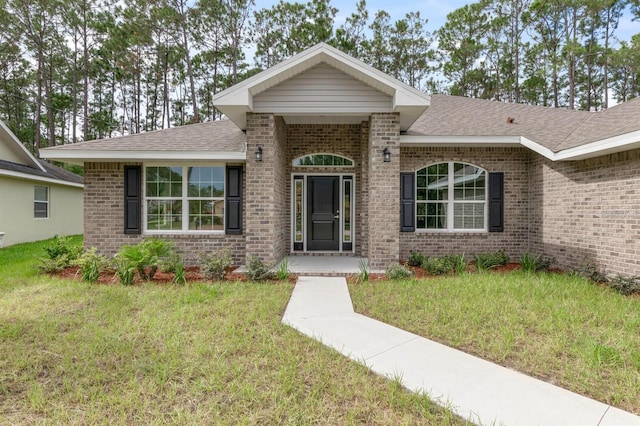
xmin=41 ymin=149 xmax=247 ymax=165
xmin=0 ymin=120 xmax=46 ymax=172
xmin=400 ymin=132 xmax=640 ymax=162
xmin=213 ymin=43 xmax=430 ymax=131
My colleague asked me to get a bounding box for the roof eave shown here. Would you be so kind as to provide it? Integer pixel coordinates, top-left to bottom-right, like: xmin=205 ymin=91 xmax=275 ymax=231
xmin=0 ymin=169 xmax=84 ymax=188
xmin=40 ymin=150 xmax=248 ymax=165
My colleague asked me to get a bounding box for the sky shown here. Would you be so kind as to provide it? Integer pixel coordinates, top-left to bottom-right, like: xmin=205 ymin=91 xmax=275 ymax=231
xmin=252 ymin=0 xmax=639 ymax=45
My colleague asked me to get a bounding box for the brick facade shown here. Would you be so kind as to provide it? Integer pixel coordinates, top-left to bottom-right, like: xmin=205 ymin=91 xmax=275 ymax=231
xmin=84 ymin=162 xmax=245 ymax=265
xmin=399 ymin=147 xmax=530 ymax=262
xmin=530 ymin=149 xmax=640 ymax=276
xmin=368 ymin=113 xmax=401 ymax=269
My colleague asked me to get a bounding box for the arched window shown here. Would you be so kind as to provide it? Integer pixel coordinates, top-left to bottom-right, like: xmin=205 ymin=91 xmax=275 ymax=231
xmin=292 ymin=154 xmax=353 ymax=167
xmin=416 ymin=162 xmax=487 ymax=231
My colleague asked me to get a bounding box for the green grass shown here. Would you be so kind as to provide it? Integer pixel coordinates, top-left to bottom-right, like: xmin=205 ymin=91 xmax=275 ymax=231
xmin=0 ymin=238 xmax=465 ymax=425
xmin=349 ymin=272 xmax=640 ymax=414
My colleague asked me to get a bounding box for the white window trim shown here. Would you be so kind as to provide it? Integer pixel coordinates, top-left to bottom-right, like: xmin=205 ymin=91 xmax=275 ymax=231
xmin=143 ymin=164 xmax=226 ymax=235
xmin=415 ymin=162 xmax=488 ymax=233
xmin=34 ymin=185 xmax=49 ymax=219
xmin=292 ymin=153 xmax=354 ymax=167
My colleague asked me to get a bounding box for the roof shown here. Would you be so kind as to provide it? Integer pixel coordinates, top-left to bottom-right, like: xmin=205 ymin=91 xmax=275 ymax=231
xmin=42 ymin=119 xmax=246 ymax=165
xmin=0 ymin=158 xmax=84 ymax=187
xmin=0 ymin=120 xmax=46 ymax=172
xmin=213 ymin=42 xmax=430 ymax=131
xmin=405 ymin=95 xmax=640 ymax=160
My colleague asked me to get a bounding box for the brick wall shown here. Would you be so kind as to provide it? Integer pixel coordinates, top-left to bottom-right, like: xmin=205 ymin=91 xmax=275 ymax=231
xmin=84 ymin=162 xmax=246 ymax=265
xmin=399 ymin=147 xmax=530 ymax=261
xmin=285 ymin=123 xmax=364 ymax=255
xmin=530 ymin=149 xmax=640 ymax=276
xmin=368 ymin=113 xmax=400 ymax=269
xmin=245 ymin=114 xmax=288 ymax=264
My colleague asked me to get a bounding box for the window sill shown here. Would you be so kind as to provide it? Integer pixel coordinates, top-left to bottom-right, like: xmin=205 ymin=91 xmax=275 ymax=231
xmin=415 ymin=229 xmax=488 ymax=234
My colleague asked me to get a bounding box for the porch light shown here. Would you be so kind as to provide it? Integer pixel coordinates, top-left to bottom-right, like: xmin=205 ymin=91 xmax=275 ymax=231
xmin=383 ymin=147 xmax=391 ymax=162
xmin=255 ymin=146 xmax=263 ymax=162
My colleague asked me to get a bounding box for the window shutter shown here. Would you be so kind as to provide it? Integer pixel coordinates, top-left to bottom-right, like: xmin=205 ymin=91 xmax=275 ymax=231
xmin=124 ymin=165 xmax=142 ymax=234
xmin=400 ymin=172 xmax=415 ymax=232
xmin=226 ymin=166 xmax=243 ymax=234
xmin=488 ymin=172 xmax=504 ymax=232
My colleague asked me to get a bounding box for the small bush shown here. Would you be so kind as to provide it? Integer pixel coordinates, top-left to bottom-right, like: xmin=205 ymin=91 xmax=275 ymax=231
xmin=473 ymin=249 xmax=510 ymax=270
xmin=75 ymin=248 xmax=108 ymax=283
xmin=385 ymin=263 xmax=413 ymax=280
xmin=245 ymin=255 xmax=274 ymax=281
xmin=199 ymin=249 xmax=233 ymax=281
xmin=422 ymin=256 xmax=451 ymax=275
xmin=520 ymin=252 xmax=552 ymax=273
xmin=355 ymin=258 xmax=369 ymax=283
xmin=117 ymin=238 xmax=175 ymax=281
xmin=173 ymin=262 xmax=186 ymax=285
xmin=37 ymin=235 xmax=82 ymax=273
xmin=571 ymin=258 xmax=608 ymax=283
xmin=608 ymin=275 xmax=640 ymax=296
xmin=113 ymin=255 xmax=135 ymax=285
xmin=407 ymin=251 xmax=425 ymax=267
xmin=449 ymin=254 xmax=467 ymax=275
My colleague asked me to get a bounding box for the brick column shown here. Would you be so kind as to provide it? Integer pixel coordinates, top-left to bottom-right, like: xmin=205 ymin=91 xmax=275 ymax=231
xmin=367 ymin=113 xmax=400 ymax=270
xmin=245 ymin=113 xmax=287 ymax=264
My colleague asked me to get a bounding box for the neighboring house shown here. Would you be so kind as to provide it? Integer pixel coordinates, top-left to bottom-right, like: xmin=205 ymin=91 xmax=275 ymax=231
xmin=41 ymin=43 xmax=640 ymax=276
xmin=0 ymin=120 xmax=84 ymax=247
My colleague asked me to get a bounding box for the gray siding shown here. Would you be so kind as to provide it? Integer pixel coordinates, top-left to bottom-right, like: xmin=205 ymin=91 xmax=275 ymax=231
xmin=253 ymin=63 xmax=392 ymax=114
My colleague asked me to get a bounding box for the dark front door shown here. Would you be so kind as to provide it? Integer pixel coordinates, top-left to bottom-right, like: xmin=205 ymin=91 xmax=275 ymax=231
xmin=307 ymin=176 xmax=340 ymax=251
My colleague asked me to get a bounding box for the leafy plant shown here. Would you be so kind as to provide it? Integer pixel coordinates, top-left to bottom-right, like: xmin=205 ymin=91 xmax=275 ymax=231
xmin=520 ymin=252 xmax=552 ymax=273
xmin=113 ymin=255 xmax=135 ymax=285
xmin=450 ymin=254 xmax=467 ymax=275
xmin=117 ymin=238 xmax=175 ymax=281
xmin=570 ymin=258 xmax=608 ymax=283
xmin=75 ymin=248 xmax=108 ymax=283
xmin=173 ymin=262 xmax=186 ymax=285
xmin=473 ymin=249 xmax=510 ymax=271
xmin=355 ymin=258 xmax=369 ymax=283
xmin=276 ymin=257 xmax=291 ymax=281
xmin=407 ymin=251 xmax=425 ymax=267
xmin=385 ymin=263 xmax=413 ymax=280
xmin=422 ymin=256 xmax=451 ymax=275
xmin=245 ymin=255 xmax=274 ymax=281
xmin=199 ymin=248 xmax=233 ymax=281
xmin=37 ymin=235 xmax=82 ymax=273
xmin=607 ymin=275 xmax=640 ymax=296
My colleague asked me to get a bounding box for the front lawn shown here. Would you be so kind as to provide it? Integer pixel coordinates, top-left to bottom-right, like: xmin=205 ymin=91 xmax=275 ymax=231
xmin=0 ymin=238 xmax=463 ymax=425
xmin=349 ymin=272 xmax=640 ymax=414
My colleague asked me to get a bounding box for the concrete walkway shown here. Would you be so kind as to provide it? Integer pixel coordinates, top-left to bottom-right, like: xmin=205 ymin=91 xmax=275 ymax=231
xmin=282 ymin=276 xmax=640 ymax=426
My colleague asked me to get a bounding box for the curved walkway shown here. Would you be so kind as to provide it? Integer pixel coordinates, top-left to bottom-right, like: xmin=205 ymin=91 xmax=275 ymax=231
xmin=282 ymin=276 xmax=640 ymax=426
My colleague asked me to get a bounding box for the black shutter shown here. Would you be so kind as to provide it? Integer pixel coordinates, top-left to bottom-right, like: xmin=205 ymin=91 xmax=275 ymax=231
xmin=124 ymin=165 xmax=142 ymax=234
xmin=488 ymin=172 xmax=504 ymax=232
xmin=226 ymin=166 xmax=242 ymax=234
xmin=400 ymin=172 xmax=415 ymax=232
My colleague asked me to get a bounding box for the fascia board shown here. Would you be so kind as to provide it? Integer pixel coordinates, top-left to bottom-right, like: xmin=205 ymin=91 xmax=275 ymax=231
xmin=0 ymin=169 xmax=84 ymax=188
xmin=554 ymin=130 xmax=640 ymax=160
xmin=40 ymin=150 xmax=247 ymax=165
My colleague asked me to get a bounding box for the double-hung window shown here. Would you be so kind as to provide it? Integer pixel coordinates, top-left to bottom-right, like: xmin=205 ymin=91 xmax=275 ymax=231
xmin=34 ymin=185 xmax=49 ymax=219
xmin=416 ymin=162 xmax=487 ymax=231
xmin=145 ymin=166 xmax=225 ymax=232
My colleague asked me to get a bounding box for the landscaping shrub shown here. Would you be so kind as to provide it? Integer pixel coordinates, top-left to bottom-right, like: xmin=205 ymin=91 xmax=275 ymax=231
xmin=570 ymin=258 xmax=608 ymax=283
xmin=607 ymin=275 xmax=640 ymax=296
xmin=117 ymin=238 xmax=175 ymax=281
xmin=407 ymin=251 xmax=425 ymax=267
xmin=473 ymin=249 xmax=510 ymax=270
xmin=199 ymin=249 xmax=233 ymax=281
xmin=113 ymin=255 xmax=135 ymax=285
xmin=354 ymin=258 xmax=369 ymax=283
xmin=421 ymin=254 xmax=466 ymax=275
xmin=275 ymin=257 xmax=291 ymax=281
xmin=385 ymin=263 xmax=413 ymax=280
xmin=75 ymin=248 xmax=108 ymax=283
xmin=37 ymin=235 xmax=82 ymax=272
xmin=520 ymin=252 xmax=552 ymax=273
xmin=245 ymin=255 xmax=274 ymax=281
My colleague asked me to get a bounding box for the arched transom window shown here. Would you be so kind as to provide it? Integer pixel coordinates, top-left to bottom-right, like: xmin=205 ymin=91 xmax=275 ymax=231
xmin=293 ymin=154 xmax=353 ymax=167
xmin=416 ymin=162 xmax=487 ymax=231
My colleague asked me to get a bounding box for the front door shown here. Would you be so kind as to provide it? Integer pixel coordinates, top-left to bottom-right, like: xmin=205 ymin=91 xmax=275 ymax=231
xmin=307 ymin=176 xmax=340 ymax=251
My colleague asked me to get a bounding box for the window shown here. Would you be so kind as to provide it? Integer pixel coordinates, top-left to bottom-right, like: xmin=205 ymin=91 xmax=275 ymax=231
xmin=293 ymin=154 xmax=353 ymax=167
xmin=34 ymin=185 xmax=49 ymax=219
xmin=416 ymin=162 xmax=486 ymax=231
xmin=145 ymin=166 xmax=224 ymax=232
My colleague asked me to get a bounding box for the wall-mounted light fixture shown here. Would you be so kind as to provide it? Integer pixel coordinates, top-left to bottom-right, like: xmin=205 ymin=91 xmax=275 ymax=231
xmin=383 ymin=147 xmax=391 ymax=163
xmin=255 ymin=146 xmax=263 ymax=162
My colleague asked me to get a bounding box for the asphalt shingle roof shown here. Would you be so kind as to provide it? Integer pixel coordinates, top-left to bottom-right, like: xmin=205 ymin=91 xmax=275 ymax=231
xmin=0 ymin=158 xmax=83 ymax=185
xmin=407 ymin=95 xmax=640 ymax=153
xmin=49 ymin=119 xmax=246 ymax=153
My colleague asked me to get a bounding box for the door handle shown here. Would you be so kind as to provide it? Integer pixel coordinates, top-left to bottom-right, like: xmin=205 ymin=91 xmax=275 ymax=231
xmin=334 ymin=210 xmax=339 ymax=219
